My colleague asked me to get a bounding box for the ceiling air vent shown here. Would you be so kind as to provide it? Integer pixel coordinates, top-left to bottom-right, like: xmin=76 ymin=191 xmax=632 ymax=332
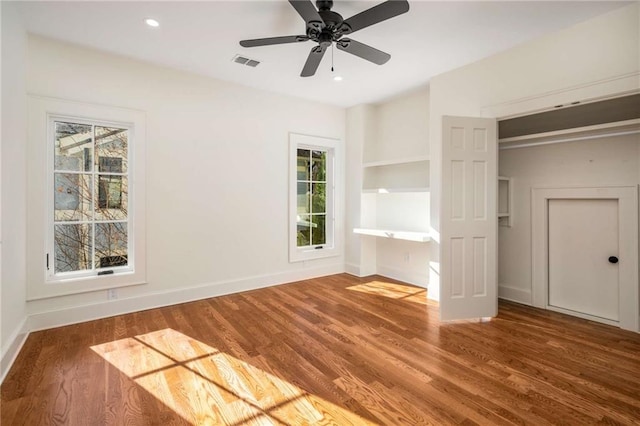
xmin=232 ymin=54 xmax=260 ymax=68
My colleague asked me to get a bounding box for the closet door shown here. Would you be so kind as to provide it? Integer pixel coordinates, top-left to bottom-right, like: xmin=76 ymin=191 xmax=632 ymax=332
xmin=548 ymin=199 xmax=619 ymax=321
xmin=532 ymin=186 xmax=639 ymax=331
xmin=440 ymin=116 xmax=498 ymax=320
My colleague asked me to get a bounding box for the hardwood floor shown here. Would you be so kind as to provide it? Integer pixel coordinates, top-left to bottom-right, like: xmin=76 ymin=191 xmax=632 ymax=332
xmin=2 ymin=274 xmax=640 ymax=425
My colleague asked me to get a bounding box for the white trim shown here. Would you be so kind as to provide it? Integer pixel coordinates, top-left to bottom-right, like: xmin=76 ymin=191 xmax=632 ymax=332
xmin=498 ymin=284 xmax=532 ymax=305
xmin=531 ymin=186 xmax=639 ymax=332
xmin=27 ymin=96 xmax=147 ymax=300
xmin=546 ymin=305 xmax=619 ymax=327
xmin=344 ymin=262 xmax=363 ymax=277
xmin=0 ymin=317 xmax=29 ymax=384
xmin=289 ymin=133 xmax=343 ymax=263
xmin=481 ymin=72 xmax=640 ymax=119
xmin=27 ymin=264 xmax=344 ymax=332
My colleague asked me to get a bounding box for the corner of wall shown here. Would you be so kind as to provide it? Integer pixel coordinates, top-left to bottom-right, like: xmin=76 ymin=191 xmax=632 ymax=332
xmin=498 ymin=284 xmax=533 ymax=305
xmin=0 ymin=318 xmax=29 ymax=384
xmin=1 ymin=0 xmax=30 ymax=385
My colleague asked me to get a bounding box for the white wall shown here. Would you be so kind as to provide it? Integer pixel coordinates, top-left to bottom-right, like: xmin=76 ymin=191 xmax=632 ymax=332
xmin=345 ymin=104 xmax=373 ymax=275
xmin=346 ymin=87 xmax=431 ymax=285
xmin=23 ymin=36 xmax=345 ymax=328
xmin=367 ymin=88 xmax=430 ymax=163
xmin=499 ymin=134 xmax=640 ymax=303
xmin=372 ymin=88 xmax=430 ymax=286
xmin=429 ymin=3 xmax=640 ymax=306
xmin=1 ymin=2 xmax=29 ymax=380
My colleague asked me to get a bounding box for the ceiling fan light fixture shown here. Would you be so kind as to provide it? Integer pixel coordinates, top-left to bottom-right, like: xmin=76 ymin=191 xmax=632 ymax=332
xmin=144 ymin=18 xmax=160 ymax=28
xmin=333 ymin=75 xmax=343 ymax=81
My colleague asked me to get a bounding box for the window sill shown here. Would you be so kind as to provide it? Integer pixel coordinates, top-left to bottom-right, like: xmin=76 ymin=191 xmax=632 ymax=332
xmin=289 ymin=246 xmax=340 ymax=263
xmin=29 ymin=274 xmax=147 ymax=301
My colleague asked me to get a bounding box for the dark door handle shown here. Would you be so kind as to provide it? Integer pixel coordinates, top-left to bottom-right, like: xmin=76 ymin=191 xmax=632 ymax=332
xmin=608 ymin=256 xmax=619 ymax=264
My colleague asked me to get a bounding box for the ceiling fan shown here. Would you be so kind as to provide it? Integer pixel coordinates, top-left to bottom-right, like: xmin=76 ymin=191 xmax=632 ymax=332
xmin=239 ymin=0 xmax=410 ymax=77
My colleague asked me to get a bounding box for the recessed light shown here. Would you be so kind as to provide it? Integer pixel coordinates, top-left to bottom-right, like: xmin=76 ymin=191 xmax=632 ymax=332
xmin=144 ymin=18 xmax=160 ymax=28
xmin=333 ymin=75 xmax=343 ymax=82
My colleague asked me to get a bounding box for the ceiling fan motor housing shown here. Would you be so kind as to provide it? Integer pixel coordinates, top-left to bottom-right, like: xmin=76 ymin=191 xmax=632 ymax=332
xmin=307 ymin=11 xmax=350 ymax=42
xmin=316 ymin=0 xmax=333 ymax=11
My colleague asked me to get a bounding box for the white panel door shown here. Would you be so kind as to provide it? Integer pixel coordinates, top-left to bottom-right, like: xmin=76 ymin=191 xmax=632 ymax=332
xmin=440 ymin=116 xmax=497 ymax=320
xmin=548 ymin=199 xmax=619 ymax=321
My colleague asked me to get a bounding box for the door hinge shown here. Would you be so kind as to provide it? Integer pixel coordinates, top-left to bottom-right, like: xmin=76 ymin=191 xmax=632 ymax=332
xmin=46 ymin=253 xmax=50 ymax=270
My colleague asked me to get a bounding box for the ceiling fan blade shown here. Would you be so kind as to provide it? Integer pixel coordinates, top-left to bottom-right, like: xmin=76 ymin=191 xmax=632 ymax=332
xmin=342 ymin=0 xmax=410 ymax=35
xmin=301 ymin=45 xmax=327 ymax=77
xmin=336 ymin=38 xmax=390 ymax=65
xmin=288 ymin=0 xmax=323 ymax=27
xmin=240 ymin=35 xmax=309 ymax=48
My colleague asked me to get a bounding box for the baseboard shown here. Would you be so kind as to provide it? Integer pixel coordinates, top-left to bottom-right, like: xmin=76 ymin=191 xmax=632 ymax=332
xmin=344 ymin=262 xmax=363 ymax=277
xmin=376 ymin=264 xmax=428 ymax=289
xmin=498 ymin=284 xmax=532 ymax=305
xmin=0 ymin=317 xmax=29 ymax=384
xmin=28 ymin=263 xmax=344 ymax=333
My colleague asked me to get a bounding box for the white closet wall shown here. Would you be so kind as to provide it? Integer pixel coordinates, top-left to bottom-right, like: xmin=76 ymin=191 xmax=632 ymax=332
xmin=498 ymin=133 xmax=640 ymax=304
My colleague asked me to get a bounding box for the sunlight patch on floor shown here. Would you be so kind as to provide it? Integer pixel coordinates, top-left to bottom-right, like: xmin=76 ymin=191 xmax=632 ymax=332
xmin=91 ymin=328 xmax=376 ymax=425
xmin=347 ymin=281 xmax=428 ymax=305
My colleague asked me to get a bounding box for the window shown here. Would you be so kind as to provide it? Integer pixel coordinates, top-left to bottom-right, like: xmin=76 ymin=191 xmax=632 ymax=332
xmin=289 ymin=133 xmax=341 ymax=262
xmin=50 ymin=119 xmax=131 ymax=279
xmin=296 ymin=149 xmax=328 ymax=247
xmin=28 ymin=96 xmax=146 ymax=299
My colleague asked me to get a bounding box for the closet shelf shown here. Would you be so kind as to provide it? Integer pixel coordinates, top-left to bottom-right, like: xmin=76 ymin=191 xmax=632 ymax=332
xmin=353 ymin=228 xmax=431 ymax=242
xmin=362 ymin=156 xmax=430 ymax=168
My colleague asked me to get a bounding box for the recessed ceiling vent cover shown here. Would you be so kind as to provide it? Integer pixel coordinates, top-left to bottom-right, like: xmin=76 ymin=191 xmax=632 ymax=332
xmin=232 ymin=54 xmax=260 ymax=68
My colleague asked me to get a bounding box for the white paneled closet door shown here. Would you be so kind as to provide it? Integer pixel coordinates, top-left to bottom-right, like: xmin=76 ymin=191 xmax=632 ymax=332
xmin=548 ymin=199 xmax=620 ymax=321
xmin=440 ymin=116 xmax=498 ymax=320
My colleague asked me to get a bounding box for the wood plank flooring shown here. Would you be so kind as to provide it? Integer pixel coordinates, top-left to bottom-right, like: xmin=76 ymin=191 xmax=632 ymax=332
xmin=2 ymin=274 xmax=640 ymax=425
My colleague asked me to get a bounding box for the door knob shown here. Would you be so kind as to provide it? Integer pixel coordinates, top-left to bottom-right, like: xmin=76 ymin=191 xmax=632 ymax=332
xmin=608 ymin=256 xmax=619 ymax=264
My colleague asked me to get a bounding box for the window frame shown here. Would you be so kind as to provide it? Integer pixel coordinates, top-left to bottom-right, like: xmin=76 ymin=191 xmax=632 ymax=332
xmin=289 ymin=133 xmax=341 ymax=262
xmin=46 ymin=115 xmax=134 ymax=281
xmin=26 ymin=96 xmax=147 ymax=300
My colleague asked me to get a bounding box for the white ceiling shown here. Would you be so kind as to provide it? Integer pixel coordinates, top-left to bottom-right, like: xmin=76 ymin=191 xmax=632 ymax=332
xmin=14 ymin=1 xmax=629 ymax=107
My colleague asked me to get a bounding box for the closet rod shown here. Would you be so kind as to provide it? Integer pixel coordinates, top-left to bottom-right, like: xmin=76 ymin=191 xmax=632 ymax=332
xmin=499 ymin=129 xmax=640 ymax=150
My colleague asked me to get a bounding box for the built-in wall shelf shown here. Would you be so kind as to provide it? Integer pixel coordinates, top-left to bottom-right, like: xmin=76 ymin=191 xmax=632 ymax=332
xmin=353 ymin=228 xmax=431 ymax=242
xmin=362 ymin=187 xmax=430 ymax=194
xmin=363 ymin=156 xmax=430 ymax=168
xmin=498 ymin=176 xmax=512 ymax=227
xmin=363 ymin=157 xmax=430 ymax=191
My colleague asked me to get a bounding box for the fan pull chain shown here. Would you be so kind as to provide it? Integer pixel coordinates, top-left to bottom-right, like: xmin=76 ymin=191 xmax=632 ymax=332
xmin=331 ymin=44 xmax=334 ymax=72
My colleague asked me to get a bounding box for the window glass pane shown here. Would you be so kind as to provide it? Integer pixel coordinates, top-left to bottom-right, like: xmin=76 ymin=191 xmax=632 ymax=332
xmin=55 ymin=122 xmax=92 ymax=172
xmin=54 ymin=173 xmax=93 ymax=221
xmin=297 ymin=149 xmax=310 ymax=181
xmin=96 ymin=127 xmax=128 ymax=173
xmin=311 ymin=183 xmax=326 ymax=214
xmin=95 ymin=222 xmax=128 ymax=268
xmin=311 ymin=150 xmax=326 ymax=181
xmin=54 ymin=223 xmax=93 ymax=273
xmin=95 ymin=175 xmax=128 ymax=221
xmin=296 ymin=214 xmax=312 ymax=247
xmin=311 ymin=215 xmax=326 ymax=245
xmin=297 ymin=182 xmax=310 ymax=214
